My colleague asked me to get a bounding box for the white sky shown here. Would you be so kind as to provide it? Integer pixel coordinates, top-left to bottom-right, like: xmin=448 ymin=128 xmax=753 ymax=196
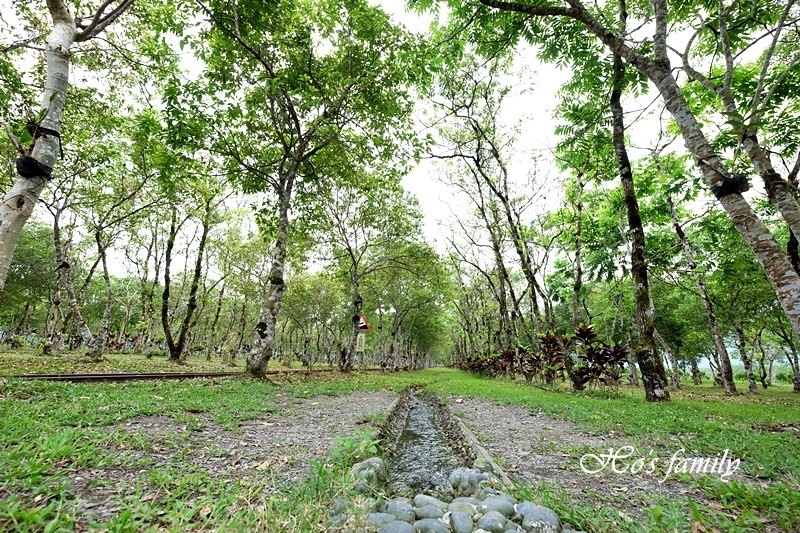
xmin=373 ymin=0 xmax=573 ymax=252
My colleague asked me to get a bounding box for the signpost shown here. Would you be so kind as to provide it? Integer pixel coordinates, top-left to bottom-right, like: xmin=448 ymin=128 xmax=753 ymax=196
xmin=356 ymin=332 xmax=366 ymax=352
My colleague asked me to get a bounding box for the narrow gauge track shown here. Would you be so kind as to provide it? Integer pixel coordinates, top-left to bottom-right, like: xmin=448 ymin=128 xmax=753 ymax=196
xmin=11 ymin=371 xmax=243 ymax=382
xmin=9 ymin=366 xmax=381 ymax=383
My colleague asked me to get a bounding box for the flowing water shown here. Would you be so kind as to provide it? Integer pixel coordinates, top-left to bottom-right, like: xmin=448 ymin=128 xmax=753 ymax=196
xmin=389 ymin=394 xmax=461 ymax=496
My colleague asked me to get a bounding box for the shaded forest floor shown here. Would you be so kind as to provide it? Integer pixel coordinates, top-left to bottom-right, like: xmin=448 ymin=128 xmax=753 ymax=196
xmin=1 ymin=363 xmax=798 ymax=532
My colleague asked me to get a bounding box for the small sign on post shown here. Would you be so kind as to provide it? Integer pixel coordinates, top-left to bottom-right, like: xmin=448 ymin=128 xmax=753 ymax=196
xmin=356 ymin=332 xmax=366 ymax=352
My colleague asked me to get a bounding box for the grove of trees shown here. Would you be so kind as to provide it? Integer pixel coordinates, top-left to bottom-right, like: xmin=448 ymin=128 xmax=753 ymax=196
xmin=1 ymin=0 xmax=799 ymax=400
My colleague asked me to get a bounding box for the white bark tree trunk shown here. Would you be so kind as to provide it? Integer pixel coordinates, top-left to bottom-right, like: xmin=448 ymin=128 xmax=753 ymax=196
xmin=0 ymin=2 xmax=74 ymax=293
xmin=0 ymin=0 xmax=132 ymax=293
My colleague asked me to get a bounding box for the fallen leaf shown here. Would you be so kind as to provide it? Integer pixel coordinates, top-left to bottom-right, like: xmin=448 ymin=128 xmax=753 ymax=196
xmin=310 ymin=402 xmax=319 ymax=405
xmin=141 ymin=493 xmax=157 ymax=502
xmin=614 ymin=486 xmax=629 ymax=493
xmin=199 ymin=506 xmax=211 ymax=517
xmin=256 ymin=460 xmax=271 ymax=470
xmin=230 ymin=455 xmax=242 ymax=467
xmin=706 ymin=502 xmax=724 ymax=511
xmin=618 ymin=510 xmax=632 ymax=522
xmin=692 ymin=522 xmax=708 ymax=533
xmin=33 ymin=494 xmax=43 ymax=503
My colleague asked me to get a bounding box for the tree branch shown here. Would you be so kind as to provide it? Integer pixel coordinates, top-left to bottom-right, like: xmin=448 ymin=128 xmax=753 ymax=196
xmin=75 ymin=0 xmax=134 ymax=42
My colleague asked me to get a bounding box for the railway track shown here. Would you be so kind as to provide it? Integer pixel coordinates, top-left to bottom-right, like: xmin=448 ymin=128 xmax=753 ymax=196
xmin=10 ymin=371 xmax=244 ymax=382
xmin=8 ymin=366 xmax=383 ymax=383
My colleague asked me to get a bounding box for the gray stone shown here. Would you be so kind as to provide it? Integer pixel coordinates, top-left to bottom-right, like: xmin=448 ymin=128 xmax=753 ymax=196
xmin=449 ymin=510 xmax=475 ymax=533
xmin=330 ymin=497 xmax=348 ymax=516
xmin=357 ymin=498 xmax=382 ymax=513
xmin=492 ymin=493 xmax=518 ymax=506
xmin=453 ymin=497 xmax=481 ymax=505
xmin=415 ymin=504 xmax=446 ymax=520
xmin=413 ymin=518 xmax=451 ymax=533
xmin=353 ymin=482 xmax=372 ymax=494
xmin=480 ymin=487 xmax=500 ymax=497
xmin=450 ymin=467 xmax=490 ymax=497
xmin=448 ymin=500 xmax=478 ymax=514
xmin=327 ymin=513 xmax=348 ymax=527
xmin=351 ymin=457 xmax=388 ymax=489
xmin=378 ymin=521 xmax=416 ymax=533
xmin=477 ymin=510 xmax=508 ymax=533
xmin=480 ymin=496 xmax=515 ymax=518
xmin=352 ymin=456 xmax=388 ymax=479
xmin=382 ymin=500 xmax=415 ymax=523
xmin=414 ymin=494 xmax=448 ymax=510
xmin=368 ymin=512 xmax=400 ymax=528
xmin=513 ymin=502 xmax=561 ymax=533
xmin=473 ymin=456 xmax=494 ymax=473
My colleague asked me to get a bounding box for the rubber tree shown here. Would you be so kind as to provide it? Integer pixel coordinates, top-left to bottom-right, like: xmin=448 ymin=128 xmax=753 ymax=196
xmin=0 ymin=0 xmax=134 ymax=293
xmin=320 ymin=175 xmax=422 ymax=371
xmin=665 ymin=193 xmax=736 ymax=394
xmin=610 ymin=37 xmax=670 ymax=400
xmin=195 ymin=0 xmax=420 ymax=377
xmin=432 ymin=55 xmax=552 ymax=334
xmin=424 ymin=0 xmax=800 ymax=375
xmin=541 ymin=7 xmax=670 ymax=399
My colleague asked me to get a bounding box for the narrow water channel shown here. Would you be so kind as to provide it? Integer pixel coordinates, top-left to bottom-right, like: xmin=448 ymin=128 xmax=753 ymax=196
xmin=389 ymin=394 xmax=461 ymax=496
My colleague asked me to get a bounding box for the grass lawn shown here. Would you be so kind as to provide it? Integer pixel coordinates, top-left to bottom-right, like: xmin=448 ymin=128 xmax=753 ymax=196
xmin=0 ymin=361 xmax=798 ymax=532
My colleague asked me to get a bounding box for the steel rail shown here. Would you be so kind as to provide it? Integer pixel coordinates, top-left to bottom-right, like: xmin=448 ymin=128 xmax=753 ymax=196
xmin=7 ymin=366 xmax=384 ymax=382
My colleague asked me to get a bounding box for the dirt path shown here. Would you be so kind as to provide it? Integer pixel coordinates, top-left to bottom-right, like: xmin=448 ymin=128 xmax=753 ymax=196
xmin=452 ymin=397 xmax=708 ymax=520
xmin=72 ymin=391 xmax=398 ymax=524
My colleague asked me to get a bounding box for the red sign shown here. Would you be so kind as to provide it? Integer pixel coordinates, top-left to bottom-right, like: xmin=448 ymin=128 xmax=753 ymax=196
xmin=357 ymin=314 xmax=370 ymax=330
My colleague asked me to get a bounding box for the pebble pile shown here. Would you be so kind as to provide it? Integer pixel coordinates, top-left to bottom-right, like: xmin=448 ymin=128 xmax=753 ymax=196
xmin=329 ymin=457 xmax=586 ymax=533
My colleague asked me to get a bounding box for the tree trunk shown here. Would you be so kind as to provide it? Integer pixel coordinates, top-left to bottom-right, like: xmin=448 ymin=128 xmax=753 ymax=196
xmin=487 ymin=204 xmax=521 ymax=346
xmin=572 ymin=173 xmax=584 ymax=330
xmin=787 ymin=160 xmax=800 ymax=275
xmin=206 ymin=284 xmax=225 ymax=360
xmin=52 ymin=209 xmax=93 ymax=348
xmin=666 ymin=195 xmax=737 ymax=393
xmin=342 ymin=274 xmax=361 ymax=372
xmin=740 ymin=129 xmax=800 ymax=244
xmin=169 ymin=202 xmax=212 ymax=362
xmin=735 ymin=326 xmax=759 ymax=393
xmin=161 ymin=209 xmax=179 ymax=360
xmin=248 ymin=183 xmax=292 ymax=377
xmin=689 ymin=355 xmax=702 ymax=385
xmin=134 ymin=231 xmax=156 ymax=354
xmin=654 ymin=328 xmax=680 ymax=389
xmin=611 ymin=52 xmax=670 ymax=401
xmin=86 ymin=231 xmax=113 ymax=360
xmin=650 ymin=66 xmax=800 ymax=344
xmin=0 ymin=3 xmax=74 ymax=293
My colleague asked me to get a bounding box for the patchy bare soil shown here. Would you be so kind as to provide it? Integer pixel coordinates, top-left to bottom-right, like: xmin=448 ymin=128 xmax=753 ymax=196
xmin=451 ymin=397 xmax=712 ymax=519
xmin=71 ymin=391 xmax=398 ymax=524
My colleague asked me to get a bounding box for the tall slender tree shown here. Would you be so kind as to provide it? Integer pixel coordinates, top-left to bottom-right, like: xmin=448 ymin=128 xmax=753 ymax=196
xmin=0 ymin=0 xmax=134 ymax=292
